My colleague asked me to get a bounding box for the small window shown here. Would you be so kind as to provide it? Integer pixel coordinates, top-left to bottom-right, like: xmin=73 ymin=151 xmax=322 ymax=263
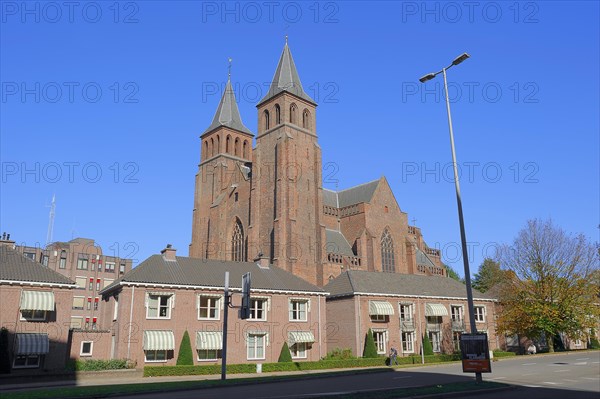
xmin=41 ymin=255 xmax=49 ymax=266
xmin=198 ymin=296 xmax=220 ymax=320
xmin=80 ymin=341 xmax=93 ymax=356
xmin=197 ymin=349 xmax=222 ymax=361
xmin=453 ymin=332 xmax=462 ymax=352
xmin=77 ymin=254 xmax=89 ymax=270
xmin=401 ymin=331 xmax=414 ymax=353
xmin=145 ymin=350 xmax=167 ymax=362
xmin=289 ymin=299 xmax=308 ymax=321
xmin=249 ymin=298 xmax=267 ymax=321
xmin=147 ymin=295 xmax=172 ymax=319
xmin=20 ymin=310 xmax=46 ymax=321
xmin=72 ymin=296 xmax=85 ymax=310
xmin=290 ymin=342 xmax=308 ymax=359
xmin=373 ymin=331 xmax=387 ymax=354
xmin=59 ymin=254 xmax=67 ymax=269
xmin=429 ymin=331 xmax=441 ymax=352
xmin=399 ymin=304 xmax=413 ymax=321
xmin=370 ymin=314 xmax=388 ymax=322
xmin=119 ymin=263 xmax=126 ymax=274
xmin=451 ymin=306 xmax=463 ymax=321
xmin=264 ymin=110 xmax=270 ymax=130
xmin=275 ymin=104 xmax=281 ymax=124
xmin=94 ymin=298 xmax=99 ymax=311
xmin=13 ymin=355 xmax=41 ymax=369
xmin=105 ymin=262 xmax=115 ymax=273
xmin=474 ymin=306 xmax=486 ymax=322
xmin=75 ymin=276 xmax=86 ymax=289
xmin=247 ymin=333 xmax=266 ymax=360
xmin=23 ymin=252 xmax=36 ymax=260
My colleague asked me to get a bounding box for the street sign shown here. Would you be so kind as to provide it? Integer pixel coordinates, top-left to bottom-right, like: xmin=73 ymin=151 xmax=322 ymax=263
xmin=240 ymin=272 xmax=251 ymax=319
xmin=459 ymin=333 xmax=491 ymax=373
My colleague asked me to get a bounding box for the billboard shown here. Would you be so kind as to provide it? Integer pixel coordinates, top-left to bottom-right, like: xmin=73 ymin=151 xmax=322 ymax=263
xmin=459 ymin=333 xmax=492 ymax=373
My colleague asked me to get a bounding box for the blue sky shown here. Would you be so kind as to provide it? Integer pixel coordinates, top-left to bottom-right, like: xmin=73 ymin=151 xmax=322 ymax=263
xmin=1 ymin=1 xmax=598 ymax=276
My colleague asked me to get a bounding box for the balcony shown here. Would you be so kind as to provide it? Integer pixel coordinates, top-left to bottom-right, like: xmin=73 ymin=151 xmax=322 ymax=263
xmin=426 ymin=322 xmax=441 ymax=332
xmin=452 ymin=320 xmax=466 ymax=331
xmin=400 ymin=319 xmax=415 ymax=331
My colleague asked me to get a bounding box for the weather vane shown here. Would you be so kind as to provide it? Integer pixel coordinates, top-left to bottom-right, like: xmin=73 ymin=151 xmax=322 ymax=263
xmin=228 ymin=57 xmax=232 ymax=78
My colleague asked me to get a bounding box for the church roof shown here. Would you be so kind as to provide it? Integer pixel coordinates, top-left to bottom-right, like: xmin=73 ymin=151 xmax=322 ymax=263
xmin=323 ymin=179 xmax=380 ymax=208
xmin=100 ymin=255 xmax=325 ymax=295
xmin=325 ymin=229 xmax=355 ymax=256
xmin=203 ymin=78 xmax=252 ymax=136
xmin=258 ymin=42 xmax=316 ymax=107
xmin=325 ymin=270 xmax=495 ymax=301
xmin=0 ymin=245 xmax=75 ymax=286
xmin=416 ymin=247 xmax=436 ymax=267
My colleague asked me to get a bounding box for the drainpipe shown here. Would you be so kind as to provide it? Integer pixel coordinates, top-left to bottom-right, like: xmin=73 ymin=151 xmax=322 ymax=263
xmin=127 ymin=285 xmax=135 ymax=360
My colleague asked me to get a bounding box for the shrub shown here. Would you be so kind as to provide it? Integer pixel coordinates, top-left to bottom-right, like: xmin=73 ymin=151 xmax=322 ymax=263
xmin=324 ymin=348 xmax=355 ymax=360
xmin=177 ymin=331 xmax=194 ymax=365
xmin=278 ymin=342 xmax=293 ymax=362
xmin=363 ymin=329 xmax=378 ymax=358
xmin=492 ymin=350 xmax=516 ymax=358
xmin=72 ymin=359 xmax=134 ymax=371
xmin=0 ymin=328 xmax=10 ymax=374
xmin=422 ymin=334 xmax=434 ymax=356
xmin=589 ymin=329 xmax=600 ymax=349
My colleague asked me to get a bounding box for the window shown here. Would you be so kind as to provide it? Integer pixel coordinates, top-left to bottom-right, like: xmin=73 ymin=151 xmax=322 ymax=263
xmin=75 ymin=276 xmax=86 ymax=289
xmin=147 ymin=295 xmax=172 ymax=319
xmin=453 ymin=332 xmax=462 ymax=352
xmin=80 ymin=341 xmax=93 ymax=356
xmin=23 ymin=252 xmax=36 ymax=260
xmin=145 ymin=350 xmax=167 ymax=362
xmin=474 ymin=306 xmax=486 ymax=322
xmin=85 ymin=318 xmax=90 ymax=329
xmin=234 ymin=137 xmax=240 ymax=156
xmin=289 ymin=299 xmax=308 ymax=321
xmin=264 ymin=110 xmax=270 ymax=130
xmin=401 ymin=331 xmax=414 ymax=353
xmin=77 ymin=254 xmax=88 ymax=270
xmin=381 ymin=229 xmax=395 ymax=272
xmin=87 ymin=298 xmax=92 ymax=310
xmin=302 ymin=109 xmax=310 ymax=130
xmin=249 ymin=298 xmax=267 ymax=321
xmin=399 ymin=304 xmax=413 ymax=321
xmin=226 ymin=135 xmax=231 ymax=153
xmin=119 ymin=263 xmax=126 ymax=274
xmin=451 ymin=306 xmax=463 ymax=321
xmin=70 ymin=316 xmax=83 ymax=329
xmin=96 ymin=279 xmax=101 ymax=291
xmin=429 ymin=331 xmax=441 ymax=352
xmin=289 ymin=103 xmax=297 ymax=124
xmin=92 ymin=317 xmax=97 ymax=330
xmin=275 ymin=104 xmax=281 ymax=124
xmin=72 ymin=296 xmax=85 ymax=310
xmin=370 ymin=314 xmax=387 ymax=322
xmin=94 ymin=298 xmax=99 ymax=311
xmin=231 ymin=220 xmax=245 ymax=261
xmin=198 ymin=349 xmax=221 ymax=361
xmin=88 ymin=278 xmax=94 ymax=291
xmin=198 ymin=296 xmax=220 ymax=320
xmin=97 ymin=261 xmax=102 ymax=272
xmin=13 ymin=355 xmax=41 ymax=368
xmin=247 ymin=333 xmax=266 ymax=360
xmin=242 ymin=140 xmax=248 ymax=159
xmin=373 ymin=330 xmax=387 ymax=354
xmin=105 ymin=262 xmax=115 ymax=273
xmin=290 ymin=342 xmax=307 ymax=359
xmin=20 ymin=310 xmax=46 ymax=321
xmin=41 ymin=255 xmax=49 ymax=266
xmin=59 ymin=253 xmax=67 ymax=269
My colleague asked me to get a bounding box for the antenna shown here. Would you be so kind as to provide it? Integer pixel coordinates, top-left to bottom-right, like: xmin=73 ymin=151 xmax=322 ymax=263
xmin=46 ymin=194 xmax=56 ymax=245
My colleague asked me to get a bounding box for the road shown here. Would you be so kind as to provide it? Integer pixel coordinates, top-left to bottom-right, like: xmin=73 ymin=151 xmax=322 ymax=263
xmin=112 ymin=351 xmax=600 ymax=399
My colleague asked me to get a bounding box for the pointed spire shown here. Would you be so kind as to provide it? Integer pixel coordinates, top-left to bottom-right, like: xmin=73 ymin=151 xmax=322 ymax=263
xmin=203 ymin=64 xmax=252 ymax=136
xmin=258 ymin=40 xmax=316 ymax=106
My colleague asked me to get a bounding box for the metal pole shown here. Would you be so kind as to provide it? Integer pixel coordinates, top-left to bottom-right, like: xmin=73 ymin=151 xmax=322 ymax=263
xmin=221 ymin=272 xmax=230 ymax=380
xmin=442 ymin=68 xmax=482 ymax=383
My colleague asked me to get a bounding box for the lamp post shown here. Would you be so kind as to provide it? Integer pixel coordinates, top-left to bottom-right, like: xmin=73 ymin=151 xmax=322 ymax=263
xmin=420 ymin=53 xmax=482 ymax=383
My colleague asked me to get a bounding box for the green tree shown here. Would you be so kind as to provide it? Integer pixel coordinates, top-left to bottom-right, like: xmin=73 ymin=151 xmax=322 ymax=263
xmin=0 ymin=328 xmax=10 ymax=373
xmin=422 ymin=334 xmax=434 ymax=356
xmin=444 ymin=263 xmax=464 ymax=283
xmin=496 ymin=219 xmax=600 ymax=353
xmin=176 ymin=330 xmax=193 ymax=365
xmin=472 ymin=258 xmax=506 ymax=293
xmin=278 ymin=342 xmax=293 ymax=362
xmin=362 ymin=329 xmax=378 ymax=358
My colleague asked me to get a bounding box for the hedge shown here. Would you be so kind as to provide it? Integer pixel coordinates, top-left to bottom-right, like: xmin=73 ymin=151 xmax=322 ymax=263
xmin=144 ymin=354 xmax=461 ymax=377
xmin=70 ymin=359 xmax=135 ymax=371
xmin=492 ymin=350 xmax=516 ymax=358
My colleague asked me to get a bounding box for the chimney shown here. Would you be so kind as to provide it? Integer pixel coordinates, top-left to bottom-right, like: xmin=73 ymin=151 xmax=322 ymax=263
xmin=254 ymin=252 xmax=270 ymax=269
xmin=161 ymin=244 xmax=177 ymax=261
xmin=0 ymin=232 xmax=15 ymax=248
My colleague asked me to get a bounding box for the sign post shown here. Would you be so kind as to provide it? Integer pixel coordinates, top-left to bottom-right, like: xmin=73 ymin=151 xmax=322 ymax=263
xmin=221 ymin=272 xmax=230 ymax=380
xmin=460 ymin=333 xmax=492 ymax=374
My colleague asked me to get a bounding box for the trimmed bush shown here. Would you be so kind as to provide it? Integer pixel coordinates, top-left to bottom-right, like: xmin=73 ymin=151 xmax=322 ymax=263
xmin=492 ymin=350 xmax=516 ymax=358
xmin=324 ymin=348 xmax=355 ymax=360
xmin=144 ymin=363 xmax=255 ymax=377
xmin=422 ymin=334 xmax=434 ymax=356
xmin=71 ymin=359 xmax=134 ymax=371
xmin=177 ymin=331 xmax=194 ymax=365
xmin=363 ymin=329 xmax=378 ymax=358
xmin=278 ymin=342 xmax=293 ymax=362
xmin=0 ymin=328 xmax=10 ymax=374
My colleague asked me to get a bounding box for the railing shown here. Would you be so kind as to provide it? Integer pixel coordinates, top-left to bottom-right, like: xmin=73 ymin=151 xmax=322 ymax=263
xmin=425 ymin=247 xmax=440 ymax=257
xmin=452 ymin=320 xmax=466 ymax=331
xmin=401 ymin=320 xmax=415 ymax=331
xmin=326 ymin=253 xmax=361 ymax=267
xmin=426 ymin=323 xmax=441 ymax=332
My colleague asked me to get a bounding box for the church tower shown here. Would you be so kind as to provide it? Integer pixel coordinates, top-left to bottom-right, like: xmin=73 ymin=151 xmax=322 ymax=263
xmin=189 ymin=72 xmax=254 ymax=261
xmin=248 ymin=41 xmax=327 ymax=286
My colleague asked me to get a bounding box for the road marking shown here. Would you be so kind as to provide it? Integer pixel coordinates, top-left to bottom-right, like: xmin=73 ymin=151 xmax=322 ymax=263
xmin=576 ymin=358 xmax=590 ymax=361
xmin=573 ymin=362 xmax=588 ymax=365
xmin=592 ymin=361 xmax=600 ymax=364
xmin=523 ymin=385 xmax=542 ymax=388
xmin=489 ymin=376 xmax=506 ymax=380
xmin=563 ymin=379 xmax=578 ymax=383
xmin=544 ymin=382 xmax=561 ymax=385
xmin=582 ymin=377 xmax=599 ymax=380
xmin=522 ymin=373 xmax=538 ymax=376
xmin=522 ymin=363 xmax=536 ymax=366
xmin=554 ymin=369 xmax=570 ymax=372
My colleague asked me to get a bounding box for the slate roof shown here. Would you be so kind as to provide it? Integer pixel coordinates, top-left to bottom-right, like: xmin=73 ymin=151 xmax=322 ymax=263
xmin=203 ymin=78 xmax=252 ymax=136
xmin=100 ymin=255 xmax=325 ymax=295
xmin=416 ymin=247 xmax=436 ymax=267
xmin=0 ymin=245 xmax=75 ymax=286
xmin=325 ymin=270 xmax=494 ymax=301
xmin=323 ymin=179 xmax=381 ymax=208
xmin=325 ymin=229 xmax=355 ymax=256
xmin=258 ymin=43 xmax=316 ymax=106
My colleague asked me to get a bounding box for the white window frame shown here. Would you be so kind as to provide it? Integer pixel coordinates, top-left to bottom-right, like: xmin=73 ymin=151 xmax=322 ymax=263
xmin=429 ymin=331 xmax=441 ymax=353
xmin=370 ymin=314 xmax=387 ymax=322
xmin=373 ymin=330 xmax=387 ymax=355
xmin=70 ymin=316 xmax=83 ymax=329
xmin=75 ymin=276 xmax=87 ymax=289
xmin=77 ymin=255 xmax=88 ymax=270
xmin=247 ymin=333 xmax=266 ymax=360
xmin=474 ymin=306 xmax=486 ymax=322
xmin=249 ymin=298 xmax=267 ymax=321
xmin=451 ymin=305 xmax=464 ymax=321
xmin=290 ymin=342 xmax=308 ymax=359
xmin=59 ymin=256 xmax=67 ymax=269
xmin=197 ymin=349 xmax=222 ymax=361
xmin=289 ymin=299 xmax=309 ymax=322
xmin=144 ymin=350 xmax=167 ymax=363
xmin=453 ymin=331 xmax=462 ymax=351
xmin=20 ymin=310 xmax=46 ymax=321
xmin=146 ymin=295 xmax=172 ymax=319
xmin=105 ymin=262 xmax=116 ymax=273
xmin=80 ymin=341 xmax=94 ymax=356
xmin=401 ymin=331 xmax=414 ymax=353
xmin=399 ymin=303 xmax=413 ymax=321
xmin=72 ymin=296 xmax=85 ymax=310
xmin=197 ymin=295 xmax=221 ymax=320
xmin=13 ymin=354 xmax=41 ymax=369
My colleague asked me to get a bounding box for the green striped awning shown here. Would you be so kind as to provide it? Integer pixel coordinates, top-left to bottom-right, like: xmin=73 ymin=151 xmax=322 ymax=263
xmin=196 ymin=331 xmax=223 ymax=350
xmin=20 ymin=291 xmax=55 ymax=311
xmin=425 ymin=303 xmax=448 ymax=316
xmin=288 ymin=331 xmax=315 ymax=345
xmin=369 ymin=301 xmax=394 ymax=316
xmin=143 ymin=330 xmax=175 ymax=351
xmin=16 ymin=333 xmax=49 ymax=355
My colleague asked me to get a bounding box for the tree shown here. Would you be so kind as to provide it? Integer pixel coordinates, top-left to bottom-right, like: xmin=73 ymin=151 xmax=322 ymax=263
xmin=472 ymin=258 xmax=506 ymax=293
xmin=278 ymin=342 xmax=293 ymax=362
xmin=496 ymin=219 xmax=600 ymax=352
xmin=422 ymin=334 xmax=434 ymax=356
xmin=176 ymin=330 xmax=193 ymax=365
xmin=362 ymin=329 xmax=378 ymax=358
xmin=444 ymin=263 xmax=464 ymax=283
xmin=0 ymin=328 xmax=10 ymax=374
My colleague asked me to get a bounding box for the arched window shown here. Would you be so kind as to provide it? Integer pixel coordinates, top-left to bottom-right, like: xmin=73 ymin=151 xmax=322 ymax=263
xmin=243 ymin=140 xmax=248 ymax=159
xmin=210 ymin=137 xmax=215 ymax=157
xmin=302 ymin=109 xmax=310 ymax=130
xmin=381 ymin=229 xmax=395 ymax=273
xmin=234 ymin=138 xmax=240 ymax=157
xmin=264 ymin=110 xmax=270 ymax=130
xmin=226 ymin=135 xmax=231 ymax=153
xmin=216 ymin=135 xmax=220 ymax=154
xmin=231 ymin=219 xmax=245 ymax=262
xmin=275 ymin=104 xmax=281 ymax=124
xmin=204 ymin=140 xmax=209 ymax=158
xmin=289 ymin=103 xmax=297 ymax=124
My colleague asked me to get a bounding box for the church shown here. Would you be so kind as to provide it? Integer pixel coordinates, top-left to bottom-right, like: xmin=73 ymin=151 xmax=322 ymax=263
xmin=189 ymin=41 xmax=445 ymax=287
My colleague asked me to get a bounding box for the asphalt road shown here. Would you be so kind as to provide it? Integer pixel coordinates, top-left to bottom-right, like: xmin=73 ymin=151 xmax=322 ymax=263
xmin=112 ymin=351 xmax=600 ymax=399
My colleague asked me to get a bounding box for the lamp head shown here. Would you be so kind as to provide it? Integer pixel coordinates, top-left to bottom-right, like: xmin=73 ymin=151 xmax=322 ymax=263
xmin=452 ymin=53 xmax=470 ymax=66
xmin=419 ymin=73 xmax=436 ymax=83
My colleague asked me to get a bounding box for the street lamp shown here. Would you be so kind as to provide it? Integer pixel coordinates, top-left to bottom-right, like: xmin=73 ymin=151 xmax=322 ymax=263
xmin=419 ymin=53 xmax=483 ymax=383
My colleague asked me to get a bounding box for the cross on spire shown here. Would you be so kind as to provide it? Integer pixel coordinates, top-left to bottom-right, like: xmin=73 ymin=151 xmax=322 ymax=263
xmin=228 ymin=57 xmax=232 ymax=78
xmin=411 ymin=217 xmax=417 ymax=225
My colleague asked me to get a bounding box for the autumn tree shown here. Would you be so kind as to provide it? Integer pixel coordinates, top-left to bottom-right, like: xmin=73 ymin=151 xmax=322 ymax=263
xmin=496 ymin=219 xmax=600 ymax=352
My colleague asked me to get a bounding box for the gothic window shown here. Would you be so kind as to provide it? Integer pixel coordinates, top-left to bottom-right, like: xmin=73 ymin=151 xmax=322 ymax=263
xmin=234 ymin=138 xmax=240 ymax=157
xmin=204 ymin=141 xmax=209 ymax=158
xmin=302 ymin=109 xmax=310 ymax=130
xmin=216 ymin=135 xmax=220 ymax=154
xmin=275 ymin=104 xmax=281 ymax=124
xmin=231 ymin=219 xmax=245 ymax=262
xmin=381 ymin=229 xmax=395 ymax=272
xmin=264 ymin=110 xmax=270 ymax=130
xmin=226 ymin=135 xmax=231 ymax=153
xmin=210 ymin=137 xmax=215 ymax=157
xmin=289 ymin=103 xmax=297 ymax=124
xmin=243 ymin=140 xmax=248 ymax=159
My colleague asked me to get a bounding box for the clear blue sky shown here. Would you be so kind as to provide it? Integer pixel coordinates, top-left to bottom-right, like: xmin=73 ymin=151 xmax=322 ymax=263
xmin=1 ymin=1 xmax=598 ymax=276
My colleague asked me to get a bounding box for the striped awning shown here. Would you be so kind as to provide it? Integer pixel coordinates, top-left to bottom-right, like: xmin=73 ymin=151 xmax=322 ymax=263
xmin=15 ymin=333 xmax=49 ymax=355
xmin=20 ymin=291 xmax=55 ymax=311
xmin=143 ymin=330 xmax=175 ymax=351
xmin=288 ymin=331 xmax=315 ymax=345
xmin=369 ymin=301 xmax=395 ymax=316
xmin=425 ymin=303 xmax=448 ymax=316
xmin=196 ymin=331 xmax=223 ymax=350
